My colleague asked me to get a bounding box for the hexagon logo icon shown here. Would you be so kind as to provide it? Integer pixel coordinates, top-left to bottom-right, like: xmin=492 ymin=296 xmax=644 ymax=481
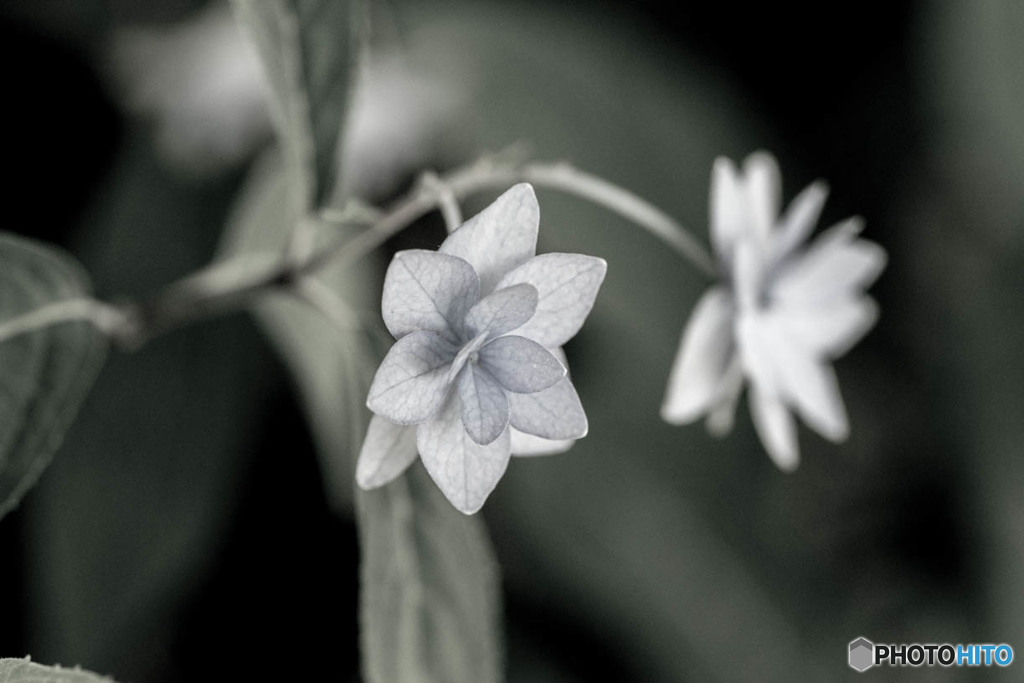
xmin=849 ymin=637 xmax=874 ymax=672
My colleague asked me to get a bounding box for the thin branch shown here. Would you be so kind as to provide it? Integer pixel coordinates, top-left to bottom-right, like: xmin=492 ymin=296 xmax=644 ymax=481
xmin=420 ymin=171 xmax=463 ymax=233
xmin=0 ymin=298 xmax=132 ymax=345
xmin=303 ymin=158 xmax=717 ymax=278
xmin=521 ymin=163 xmax=717 ymax=277
xmin=294 ymin=276 xmax=365 ymax=332
xmin=272 ymin=0 xmax=318 ymax=265
xmin=318 ymin=200 xmax=382 ymax=228
xmin=123 ymin=254 xmax=284 ymax=348
xmin=36 ymin=154 xmax=714 ymax=350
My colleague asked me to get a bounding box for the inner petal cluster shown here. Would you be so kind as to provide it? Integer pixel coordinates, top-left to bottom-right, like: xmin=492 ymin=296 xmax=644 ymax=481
xmin=367 ymin=252 xmax=567 ymax=446
xmin=357 ymin=182 xmax=606 ymax=514
xmin=662 ymin=152 xmax=886 ymax=471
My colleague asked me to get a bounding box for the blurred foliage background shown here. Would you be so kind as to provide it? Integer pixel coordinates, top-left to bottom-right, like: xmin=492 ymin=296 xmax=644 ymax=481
xmin=1 ymin=0 xmax=1022 ymax=681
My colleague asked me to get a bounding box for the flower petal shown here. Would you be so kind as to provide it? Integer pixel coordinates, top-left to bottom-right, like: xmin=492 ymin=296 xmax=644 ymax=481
xmin=355 ymin=415 xmax=419 ymax=489
xmin=510 ymin=428 xmax=575 ymax=457
xmin=440 ymin=183 xmax=539 ymax=294
xmin=739 ymin=309 xmax=850 ymax=443
xmin=417 ymin=394 xmax=512 ymax=514
xmin=478 ymin=335 xmax=566 ymax=393
xmin=733 ymin=240 xmax=764 ymax=313
xmin=660 ymin=286 xmax=735 ymax=425
xmin=366 ymin=330 xmax=457 ymax=425
xmin=464 ymin=283 xmax=538 ymax=339
xmin=749 ymin=386 xmax=799 ymax=471
xmin=457 ymin=365 xmax=510 ymax=445
xmin=737 ymin=311 xmax=781 ymax=396
xmin=710 ymin=156 xmax=745 ymax=263
xmin=508 ymin=376 xmax=588 ymax=440
xmin=495 ymin=253 xmax=607 ymax=348
xmin=771 ymin=180 xmax=828 ymax=263
xmin=382 ymin=250 xmax=480 ymax=340
xmin=772 ymin=344 xmax=850 ymax=443
xmin=742 ymin=151 xmax=782 ymax=246
xmin=776 ymin=297 xmax=879 ymax=358
xmin=705 ymin=356 xmax=744 ymax=436
xmin=772 ymin=218 xmax=886 ymax=305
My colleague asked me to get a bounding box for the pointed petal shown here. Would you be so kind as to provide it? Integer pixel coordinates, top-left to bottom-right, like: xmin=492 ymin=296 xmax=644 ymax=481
xmin=660 ymin=286 xmax=735 ymax=425
xmin=749 ymin=386 xmax=799 ymax=471
xmin=510 ymin=428 xmax=575 ymax=457
xmin=457 ymin=365 xmax=509 ymax=445
xmin=417 ymin=395 xmax=512 ymax=514
xmin=776 ymin=297 xmax=879 ymax=358
xmin=510 ymin=346 xmax=578 ymax=453
xmin=356 ymin=415 xmax=419 ymax=489
xmin=440 ymin=183 xmax=539 ymax=294
xmin=739 ymin=309 xmax=850 ymax=443
xmin=479 ymin=335 xmax=566 ymax=393
xmin=773 ymin=218 xmax=886 ymax=305
xmin=366 ymin=331 xmax=457 ymax=424
xmin=508 ymin=376 xmax=588 ymax=440
xmin=494 ymin=253 xmax=607 ymax=347
xmin=737 ymin=310 xmax=782 ymax=396
xmin=770 ymin=341 xmax=850 ymax=443
xmin=705 ymin=357 xmax=744 ymax=436
xmin=733 ymin=241 xmax=764 ymax=312
xmin=382 ymin=250 xmax=479 ymax=340
xmin=710 ymin=156 xmax=745 ymax=263
xmin=547 ymin=346 xmax=569 ymax=366
xmin=743 ymin=151 xmax=782 ymax=245
xmin=464 ymin=283 xmax=538 ymax=339
xmin=772 ymin=181 xmax=828 ymax=263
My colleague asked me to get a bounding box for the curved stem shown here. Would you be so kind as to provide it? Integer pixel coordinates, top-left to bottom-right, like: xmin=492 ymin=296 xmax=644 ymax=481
xmin=0 ymin=298 xmax=132 ymax=345
xmin=305 ymin=158 xmax=716 ymax=277
xmin=521 ymin=163 xmax=717 ymax=277
xmin=420 ymin=171 xmax=463 ymax=233
xmin=2 ymin=156 xmax=714 ymax=348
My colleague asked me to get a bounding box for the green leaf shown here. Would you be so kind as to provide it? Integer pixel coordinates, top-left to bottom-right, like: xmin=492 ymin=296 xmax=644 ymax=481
xmin=0 ymin=234 xmax=106 ymax=521
xmin=221 ymin=151 xmax=504 ymax=682
xmin=0 ymin=658 xmax=115 ymax=683
xmin=231 ymin=0 xmax=361 ymax=209
xmin=23 ymin=140 xmax=279 ymax=679
xmin=219 ymin=149 xmax=380 ymax=512
xmin=358 ymin=465 xmax=503 ymax=683
xmin=923 ymin=1 xmax=1024 ymax=243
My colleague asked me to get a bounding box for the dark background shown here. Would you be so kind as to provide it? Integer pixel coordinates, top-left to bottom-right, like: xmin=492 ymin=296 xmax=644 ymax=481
xmin=3 ymin=1 xmax=1021 ymax=681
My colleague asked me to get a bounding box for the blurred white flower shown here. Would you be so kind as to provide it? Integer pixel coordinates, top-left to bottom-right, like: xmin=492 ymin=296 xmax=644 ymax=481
xmin=661 ymin=152 xmax=886 ymax=470
xmin=110 ymin=4 xmax=271 ymax=176
xmin=357 ymin=184 xmax=606 ymax=513
xmin=108 ymin=5 xmax=461 ymax=188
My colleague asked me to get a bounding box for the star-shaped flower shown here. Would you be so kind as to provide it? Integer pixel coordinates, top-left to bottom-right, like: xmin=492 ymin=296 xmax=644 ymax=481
xmin=661 ymin=152 xmax=887 ymax=470
xmin=356 ymin=184 xmax=607 ymax=513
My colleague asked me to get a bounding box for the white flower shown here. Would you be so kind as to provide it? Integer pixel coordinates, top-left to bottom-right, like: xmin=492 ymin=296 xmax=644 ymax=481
xmin=661 ymin=152 xmax=886 ymax=470
xmin=109 ymin=4 xmax=271 ymax=176
xmin=357 ymin=184 xmax=607 ymax=513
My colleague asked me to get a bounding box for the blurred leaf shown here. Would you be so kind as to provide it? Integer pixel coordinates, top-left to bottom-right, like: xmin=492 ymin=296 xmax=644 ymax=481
xmin=920 ymin=2 xmax=1024 ymax=653
xmin=358 ymin=465 xmax=503 ymax=683
xmin=0 ymin=234 xmax=106 ymax=521
xmin=922 ymin=1 xmax=1024 ymax=242
xmin=219 ymin=149 xmax=380 ymax=512
xmin=22 ymin=139 xmax=274 ymax=682
xmin=231 ymin=0 xmax=362 ymax=208
xmin=396 ymin=4 xmax=845 ymax=680
xmin=224 ymin=151 xmax=504 ymax=683
xmin=0 ymin=659 xmax=115 ymax=683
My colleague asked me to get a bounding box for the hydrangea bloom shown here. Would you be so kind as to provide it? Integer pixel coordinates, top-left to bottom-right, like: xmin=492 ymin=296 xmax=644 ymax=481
xmin=661 ymin=152 xmax=886 ymax=470
xmin=357 ymin=184 xmax=606 ymax=513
